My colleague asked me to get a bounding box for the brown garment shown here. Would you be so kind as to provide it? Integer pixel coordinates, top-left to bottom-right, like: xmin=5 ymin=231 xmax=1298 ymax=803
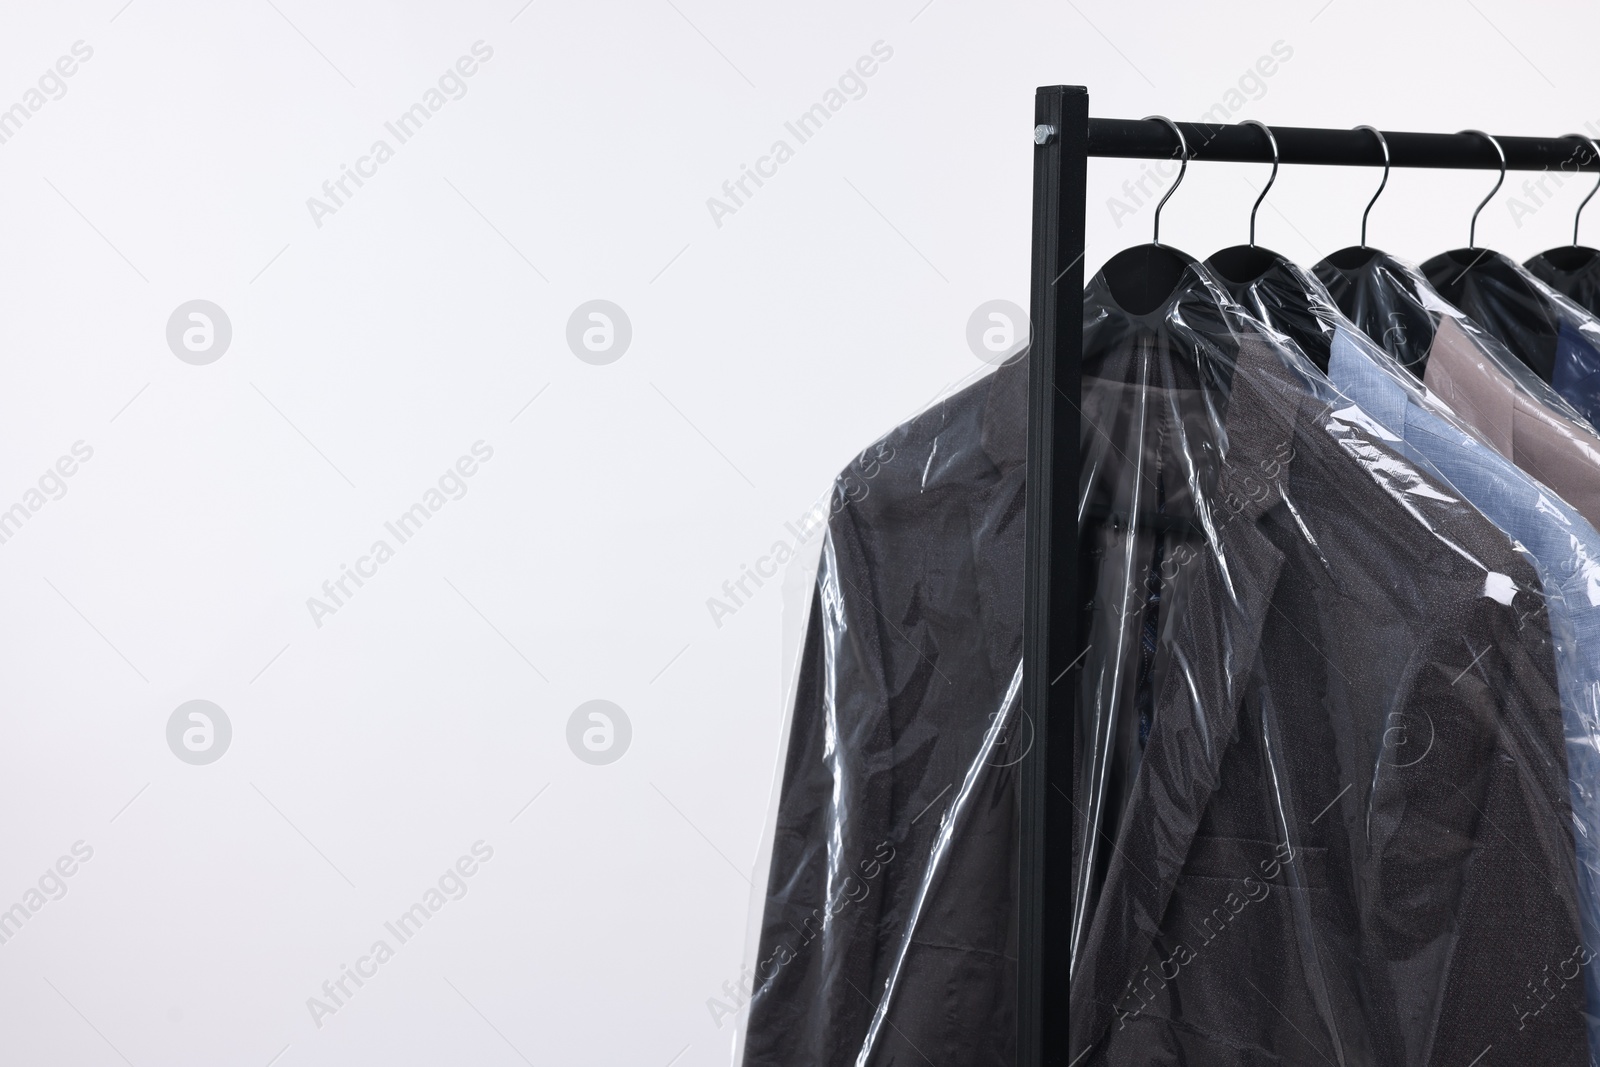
xmin=1423 ymin=314 xmax=1600 ymax=529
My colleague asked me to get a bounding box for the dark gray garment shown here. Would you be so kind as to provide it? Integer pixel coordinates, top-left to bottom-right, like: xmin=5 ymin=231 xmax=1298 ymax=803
xmin=744 ymin=267 xmax=1585 ymax=1067
xmin=1070 ymin=269 xmax=1585 ymax=1066
xmin=742 ymin=352 xmax=1027 ymax=1067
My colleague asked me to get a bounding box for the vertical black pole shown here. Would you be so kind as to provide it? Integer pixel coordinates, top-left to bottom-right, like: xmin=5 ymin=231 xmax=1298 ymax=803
xmin=1020 ymin=84 xmax=1087 ymax=1066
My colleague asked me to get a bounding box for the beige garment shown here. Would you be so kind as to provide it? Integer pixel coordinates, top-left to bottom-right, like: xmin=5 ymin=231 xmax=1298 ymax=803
xmin=1423 ymin=314 xmax=1600 ymax=529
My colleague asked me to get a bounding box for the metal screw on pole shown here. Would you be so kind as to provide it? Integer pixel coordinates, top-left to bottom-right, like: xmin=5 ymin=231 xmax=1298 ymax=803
xmin=1034 ymin=124 xmax=1056 ymax=145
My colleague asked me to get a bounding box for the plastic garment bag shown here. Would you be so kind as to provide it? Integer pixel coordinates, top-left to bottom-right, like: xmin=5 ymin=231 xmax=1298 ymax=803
xmin=1423 ymin=249 xmax=1600 ymax=433
xmin=742 ymin=261 xmax=1588 ymax=1067
xmin=1527 ymin=249 xmax=1600 ymax=319
xmin=1316 ymin=248 xmax=1439 ymax=375
xmin=1224 ymin=257 xmax=1600 ymax=1064
xmin=1204 ymin=253 xmax=1338 ymax=369
xmin=740 ymin=355 xmax=1027 ymax=1067
xmin=1317 ymin=250 xmax=1600 ymax=532
xmin=1068 ymin=263 xmax=1586 ymax=1065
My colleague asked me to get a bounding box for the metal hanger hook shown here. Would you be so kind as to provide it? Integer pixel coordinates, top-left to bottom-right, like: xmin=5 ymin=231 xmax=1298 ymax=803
xmin=1354 ymin=125 xmax=1389 ymax=248
xmin=1239 ymin=119 xmax=1278 ymax=247
xmin=1565 ymin=134 xmax=1600 ymax=246
xmin=1143 ymin=115 xmax=1188 ymax=246
xmin=1460 ymin=129 xmax=1505 ymax=249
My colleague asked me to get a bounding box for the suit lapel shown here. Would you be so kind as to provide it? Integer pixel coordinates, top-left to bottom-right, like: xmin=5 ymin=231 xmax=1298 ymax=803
xmin=1068 ymin=512 xmax=1285 ymax=1056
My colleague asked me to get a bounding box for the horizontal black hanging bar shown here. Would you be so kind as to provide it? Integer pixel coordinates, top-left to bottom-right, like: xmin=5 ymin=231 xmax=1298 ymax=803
xmin=1086 ymin=118 xmax=1600 ymax=171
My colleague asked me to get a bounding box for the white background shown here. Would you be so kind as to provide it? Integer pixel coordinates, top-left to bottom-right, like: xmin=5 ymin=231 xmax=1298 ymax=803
xmin=0 ymin=1 xmax=1597 ymax=1064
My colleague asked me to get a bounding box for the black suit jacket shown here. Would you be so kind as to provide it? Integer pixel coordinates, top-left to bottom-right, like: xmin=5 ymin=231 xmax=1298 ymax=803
xmin=1071 ymin=269 xmax=1586 ymax=1065
xmin=743 ymin=356 xmax=1027 ymax=1067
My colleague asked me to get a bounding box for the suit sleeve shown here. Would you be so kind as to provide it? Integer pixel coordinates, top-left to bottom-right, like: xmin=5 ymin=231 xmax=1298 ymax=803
xmin=742 ymin=490 xmax=896 ymax=1067
xmin=1365 ymin=569 xmax=1587 ymax=1065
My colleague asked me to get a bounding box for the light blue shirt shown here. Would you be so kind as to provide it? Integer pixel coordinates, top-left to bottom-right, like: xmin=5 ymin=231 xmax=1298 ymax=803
xmin=1330 ymin=327 xmax=1600 ymax=1053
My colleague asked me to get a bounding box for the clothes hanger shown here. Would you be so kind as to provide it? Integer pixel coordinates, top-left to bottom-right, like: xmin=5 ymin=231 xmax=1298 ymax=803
xmin=1532 ymin=135 xmax=1600 ymax=271
xmin=1207 ymin=119 xmax=1289 ymax=279
xmin=1422 ymin=130 xmax=1560 ymax=382
xmin=1466 ymin=128 xmax=1505 ymax=252
xmin=1322 ymin=124 xmax=1391 ymax=272
xmin=1099 ymin=116 xmax=1197 ymax=315
xmin=1525 ymin=136 xmax=1600 ymax=279
xmin=1315 ymin=125 xmax=1436 ymax=376
xmin=1204 ymin=120 xmax=1334 ymax=371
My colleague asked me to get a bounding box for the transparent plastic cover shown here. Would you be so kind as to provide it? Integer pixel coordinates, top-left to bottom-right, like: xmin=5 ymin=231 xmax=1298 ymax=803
xmin=740 ymin=354 xmax=1026 ymax=1067
xmin=1069 ymin=263 xmax=1586 ymax=1064
xmin=1318 ymin=248 xmax=1600 ymax=534
xmin=1422 ymin=248 xmax=1600 ymax=435
xmin=741 ymin=261 xmax=1591 ymax=1066
xmin=1232 ymin=254 xmax=1600 ymax=1064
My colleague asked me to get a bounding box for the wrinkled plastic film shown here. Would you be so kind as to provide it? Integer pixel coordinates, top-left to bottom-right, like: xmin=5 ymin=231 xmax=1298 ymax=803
xmin=739 ymin=361 xmax=1027 ymax=1067
xmin=741 ymin=257 xmax=1595 ymax=1066
xmin=1317 ymin=249 xmax=1600 ymax=536
xmin=1227 ymin=255 xmax=1600 ymax=1063
xmin=1527 ymin=249 xmax=1600 ymax=319
xmin=1318 ymin=249 xmax=1592 ymax=423
xmin=1420 ymin=249 xmax=1600 ymax=433
xmin=1068 ymin=263 xmax=1587 ymax=1064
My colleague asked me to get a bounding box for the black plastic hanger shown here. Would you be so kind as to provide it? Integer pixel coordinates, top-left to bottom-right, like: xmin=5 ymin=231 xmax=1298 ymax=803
xmin=1422 ymin=130 xmax=1560 ymax=382
xmin=1100 ymin=116 xmax=1197 ymax=315
xmin=1531 ymin=135 xmax=1600 ymax=272
xmin=1207 ymin=120 xmax=1290 ymax=280
xmin=1315 ymin=125 xmax=1435 ymax=375
xmin=1524 ymin=135 xmax=1600 ymax=309
xmin=1204 ymin=119 xmax=1333 ymax=371
xmin=1084 ymin=117 xmax=1223 ymax=570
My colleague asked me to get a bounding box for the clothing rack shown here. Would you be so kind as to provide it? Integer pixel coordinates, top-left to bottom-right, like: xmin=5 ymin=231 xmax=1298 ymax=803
xmin=1020 ymin=85 xmax=1600 ymax=1065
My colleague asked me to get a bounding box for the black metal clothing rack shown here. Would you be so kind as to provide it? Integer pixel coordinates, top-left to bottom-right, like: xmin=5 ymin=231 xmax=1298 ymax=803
xmin=1018 ymin=84 xmax=1600 ymax=1065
